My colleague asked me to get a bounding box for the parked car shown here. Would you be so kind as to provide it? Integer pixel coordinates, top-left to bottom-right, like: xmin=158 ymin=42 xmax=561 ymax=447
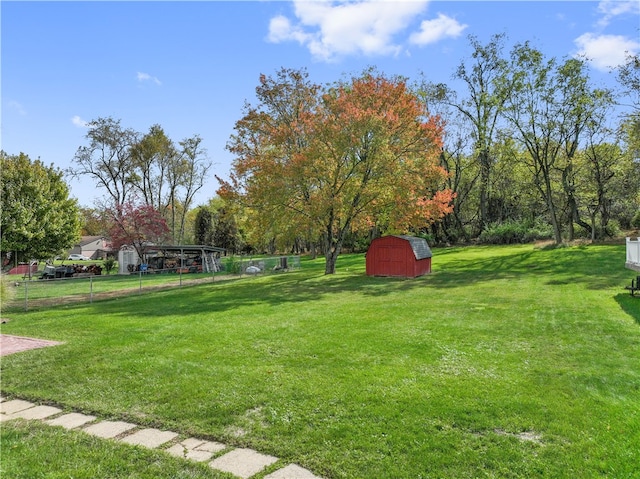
xmin=68 ymin=254 xmax=89 ymax=261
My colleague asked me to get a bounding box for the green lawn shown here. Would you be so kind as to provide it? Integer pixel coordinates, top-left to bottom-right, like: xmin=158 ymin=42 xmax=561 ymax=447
xmin=3 ymin=270 xmax=221 ymax=308
xmin=1 ymin=244 xmax=639 ymax=478
xmin=0 ymin=420 xmax=229 ymax=479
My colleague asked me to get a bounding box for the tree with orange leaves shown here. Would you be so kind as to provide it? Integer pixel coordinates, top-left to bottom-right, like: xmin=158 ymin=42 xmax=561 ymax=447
xmin=220 ymin=68 xmax=453 ymax=274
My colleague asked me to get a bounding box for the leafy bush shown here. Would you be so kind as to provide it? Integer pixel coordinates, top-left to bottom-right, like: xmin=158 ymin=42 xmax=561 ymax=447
xmin=605 ymin=219 xmax=622 ymax=238
xmin=223 ymin=256 xmax=242 ymax=274
xmin=631 ymin=210 xmax=640 ymax=229
xmin=417 ymin=232 xmax=435 ymax=244
xmin=103 ymin=258 xmax=116 ymax=275
xmin=479 ymin=220 xmax=553 ymax=245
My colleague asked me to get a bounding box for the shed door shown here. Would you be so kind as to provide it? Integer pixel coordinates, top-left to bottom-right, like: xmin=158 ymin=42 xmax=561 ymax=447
xmin=379 ymin=245 xmax=406 ymax=276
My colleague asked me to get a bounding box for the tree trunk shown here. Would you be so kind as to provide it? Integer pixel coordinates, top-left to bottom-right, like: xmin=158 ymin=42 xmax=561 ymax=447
xmin=541 ymin=174 xmax=562 ymax=244
xmin=479 ymin=149 xmax=491 ymax=231
xmin=324 ymin=249 xmax=339 ymax=275
xmin=322 ymin=213 xmax=351 ymax=274
xmin=323 ymin=228 xmax=341 ymax=274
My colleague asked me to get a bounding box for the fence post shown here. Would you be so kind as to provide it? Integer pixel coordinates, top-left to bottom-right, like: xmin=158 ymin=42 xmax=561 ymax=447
xmin=24 ymin=280 xmax=28 ymax=312
xmin=139 ymin=270 xmax=143 ymax=294
xmin=90 ymin=276 xmax=93 ymax=303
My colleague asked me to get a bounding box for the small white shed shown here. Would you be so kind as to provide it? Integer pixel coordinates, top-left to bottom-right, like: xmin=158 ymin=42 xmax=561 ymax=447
xmin=626 ymin=237 xmax=640 ymax=272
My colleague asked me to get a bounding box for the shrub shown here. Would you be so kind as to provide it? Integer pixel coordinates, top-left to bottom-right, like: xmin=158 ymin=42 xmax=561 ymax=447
xmin=417 ymin=232 xmax=435 ymax=244
xmin=631 ymin=210 xmax=640 ymax=229
xmin=604 ymin=219 xmax=622 ymax=238
xmin=479 ymin=220 xmax=553 ymax=245
xmin=103 ymin=258 xmax=117 ymax=275
xmin=224 ymin=256 xmax=242 ymax=274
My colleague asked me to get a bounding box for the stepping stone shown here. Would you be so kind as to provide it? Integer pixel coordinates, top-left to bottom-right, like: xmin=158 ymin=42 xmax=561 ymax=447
xmin=46 ymin=412 xmax=97 ymax=429
xmin=166 ymin=438 xmax=226 ymax=462
xmin=0 ymin=399 xmax=34 ymax=415
xmin=83 ymin=420 xmax=137 ymax=439
xmin=120 ymin=428 xmax=178 ymax=448
xmin=7 ymin=405 xmax=61 ymax=420
xmin=209 ymin=448 xmax=278 ymax=479
xmin=264 ymin=464 xmax=323 ymax=479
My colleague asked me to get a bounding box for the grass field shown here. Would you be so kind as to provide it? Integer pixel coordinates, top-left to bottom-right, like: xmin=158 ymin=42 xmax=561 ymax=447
xmin=1 ymin=244 xmax=639 ymax=478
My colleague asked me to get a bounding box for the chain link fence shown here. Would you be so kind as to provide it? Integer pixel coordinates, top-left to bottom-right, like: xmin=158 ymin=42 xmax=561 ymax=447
xmin=1 ymin=255 xmax=300 ymax=312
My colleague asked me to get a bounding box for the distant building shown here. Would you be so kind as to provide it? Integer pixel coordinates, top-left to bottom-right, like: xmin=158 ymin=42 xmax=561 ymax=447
xmin=69 ymin=236 xmax=113 ymax=260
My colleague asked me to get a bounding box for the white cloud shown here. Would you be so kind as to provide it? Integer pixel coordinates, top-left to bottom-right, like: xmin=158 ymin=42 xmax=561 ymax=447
xmin=268 ymin=15 xmax=311 ymax=45
xmin=409 ymin=13 xmax=467 ymax=46
xmin=596 ymin=0 xmax=640 ymax=27
xmin=268 ymin=0 xmax=431 ymax=61
xmin=71 ymin=115 xmax=89 ymax=128
xmin=137 ymin=71 xmax=162 ymax=85
xmin=8 ymin=100 xmax=27 ymax=116
xmin=574 ymin=32 xmax=640 ymax=70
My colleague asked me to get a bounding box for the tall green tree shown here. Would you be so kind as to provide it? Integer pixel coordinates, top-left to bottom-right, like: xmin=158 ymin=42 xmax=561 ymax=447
xmin=1 ymin=152 xmax=80 ymax=262
xmin=212 ymin=207 xmax=240 ymax=253
xmin=421 ymin=34 xmax=511 ymax=232
xmin=617 ymin=54 xmax=640 ymax=168
xmin=169 ymin=135 xmax=211 ymax=244
xmin=79 ymin=207 xmax=110 ymax=236
xmin=70 ymin=117 xmax=138 ymax=208
xmin=194 ymin=206 xmax=214 ymax=246
xmin=554 ymin=59 xmax=614 ymax=240
xmin=502 ymin=44 xmax=608 ymax=243
xmin=130 ymin=124 xmax=175 ymax=216
xmin=72 ymin=117 xmax=211 ymax=245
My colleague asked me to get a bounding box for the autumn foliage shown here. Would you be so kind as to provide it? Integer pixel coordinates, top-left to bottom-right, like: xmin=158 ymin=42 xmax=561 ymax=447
xmin=108 ymin=202 xmax=171 ymax=260
xmin=220 ymin=68 xmax=453 ymax=274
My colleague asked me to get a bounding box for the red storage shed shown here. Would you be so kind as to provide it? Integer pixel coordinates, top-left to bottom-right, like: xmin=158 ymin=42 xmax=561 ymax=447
xmin=366 ymin=235 xmax=432 ymax=278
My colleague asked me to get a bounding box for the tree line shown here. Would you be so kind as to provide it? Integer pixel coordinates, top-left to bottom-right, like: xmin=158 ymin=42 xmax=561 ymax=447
xmin=2 ymin=35 xmax=638 ymax=274
xmin=421 ymin=35 xmax=639 ymax=245
xmin=214 ymin=37 xmax=639 ymax=273
xmin=69 ymin=118 xmax=211 ymax=250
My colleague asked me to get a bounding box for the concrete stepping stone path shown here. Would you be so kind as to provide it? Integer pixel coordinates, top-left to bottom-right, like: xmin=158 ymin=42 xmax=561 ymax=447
xmin=0 ymin=397 xmax=323 ymax=478
xmin=120 ymin=427 xmax=179 ymax=448
xmin=209 ymin=447 xmax=279 ymax=479
xmin=7 ymin=404 xmax=61 ymax=420
xmin=166 ymin=437 xmax=226 ymax=461
xmin=83 ymin=420 xmax=138 ymax=439
xmin=46 ymin=412 xmax=97 ymax=429
xmin=264 ymin=464 xmax=324 ymax=479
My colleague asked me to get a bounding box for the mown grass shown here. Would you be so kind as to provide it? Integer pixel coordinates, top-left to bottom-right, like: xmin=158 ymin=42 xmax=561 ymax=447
xmin=2 ymin=270 xmax=220 ymax=307
xmin=1 ymin=244 xmax=639 ymax=478
xmin=0 ymin=420 xmax=228 ymax=479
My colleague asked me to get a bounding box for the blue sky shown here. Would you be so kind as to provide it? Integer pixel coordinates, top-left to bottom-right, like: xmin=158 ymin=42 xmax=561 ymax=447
xmin=2 ymin=0 xmax=639 ymax=208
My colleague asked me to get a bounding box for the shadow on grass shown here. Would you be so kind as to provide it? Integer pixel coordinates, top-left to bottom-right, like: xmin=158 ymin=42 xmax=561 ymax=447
xmin=428 ymin=244 xmax=627 ymax=292
xmin=614 ymin=292 xmax=640 ymax=325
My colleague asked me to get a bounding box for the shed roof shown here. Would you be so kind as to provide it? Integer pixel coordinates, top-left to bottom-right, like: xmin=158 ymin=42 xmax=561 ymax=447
xmin=142 ymin=244 xmax=226 ymax=254
xmin=395 ymin=235 xmax=432 ymax=260
xmin=77 ymin=236 xmax=107 ymax=246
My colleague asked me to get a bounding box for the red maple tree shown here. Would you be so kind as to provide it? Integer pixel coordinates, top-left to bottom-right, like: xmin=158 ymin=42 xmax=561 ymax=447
xmin=108 ymin=202 xmax=171 ymax=260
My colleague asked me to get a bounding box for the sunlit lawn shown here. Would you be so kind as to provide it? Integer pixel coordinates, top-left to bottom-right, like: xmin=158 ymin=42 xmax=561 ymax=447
xmin=0 ymin=420 xmax=227 ymax=479
xmin=3 ymin=266 xmax=219 ymax=306
xmin=1 ymin=244 xmax=639 ymax=478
